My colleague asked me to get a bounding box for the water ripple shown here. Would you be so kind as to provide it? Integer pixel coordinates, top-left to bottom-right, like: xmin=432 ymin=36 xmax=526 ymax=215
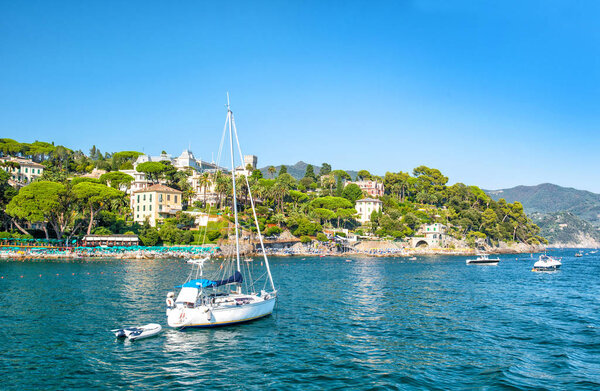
xmin=0 ymin=250 xmax=599 ymax=389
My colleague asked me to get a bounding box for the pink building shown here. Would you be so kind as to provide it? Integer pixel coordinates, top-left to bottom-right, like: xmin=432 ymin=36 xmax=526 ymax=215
xmin=346 ymin=180 xmax=384 ymax=197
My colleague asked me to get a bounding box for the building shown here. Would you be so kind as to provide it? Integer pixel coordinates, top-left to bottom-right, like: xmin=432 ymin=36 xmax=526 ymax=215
xmin=355 ymin=198 xmax=383 ymax=224
xmin=133 ymin=149 xmax=224 ymax=173
xmin=132 ymin=184 xmax=182 ymax=226
xmin=0 ymin=157 xmax=44 ymax=186
xmin=345 ymin=180 xmax=384 ymax=197
xmin=189 ymin=171 xmax=219 ymax=206
xmin=409 ymin=223 xmax=448 ymax=248
xmin=81 ymin=234 xmax=139 ymax=247
xmin=234 ymin=155 xmax=258 ymax=177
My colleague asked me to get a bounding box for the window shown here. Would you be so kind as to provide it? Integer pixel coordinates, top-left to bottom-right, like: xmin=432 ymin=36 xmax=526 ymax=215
xmin=174 ymin=195 xmax=178 ymax=203
xmin=137 ymin=195 xmax=140 ymax=203
xmin=149 ymin=205 xmax=152 ymax=211
xmin=143 ymin=194 xmax=146 ymax=201
xmin=137 ymin=206 xmax=139 ymax=211
xmin=143 ymin=205 xmax=145 ymax=211
xmin=159 ymin=194 xmax=163 ymax=202
xmin=149 ymin=194 xmax=152 ymax=202
xmin=25 ymin=168 xmax=28 ymax=173
xmin=167 ymin=194 xmax=170 ymax=201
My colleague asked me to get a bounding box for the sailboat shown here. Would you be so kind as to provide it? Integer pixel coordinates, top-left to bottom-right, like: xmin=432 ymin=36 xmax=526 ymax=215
xmin=166 ymin=96 xmax=277 ymax=328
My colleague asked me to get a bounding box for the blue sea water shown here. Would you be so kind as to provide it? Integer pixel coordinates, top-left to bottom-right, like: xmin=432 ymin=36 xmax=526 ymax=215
xmin=0 ymin=249 xmax=599 ymax=390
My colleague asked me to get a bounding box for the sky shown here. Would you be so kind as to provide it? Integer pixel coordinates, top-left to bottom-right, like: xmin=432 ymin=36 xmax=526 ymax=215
xmin=1 ymin=1 xmax=599 ymax=191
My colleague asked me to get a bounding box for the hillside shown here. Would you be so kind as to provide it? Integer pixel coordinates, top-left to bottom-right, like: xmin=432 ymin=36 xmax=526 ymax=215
xmin=486 ymin=183 xmax=600 ymax=227
xmin=259 ymin=161 xmax=358 ymax=180
xmin=531 ymin=212 xmax=600 ymax=248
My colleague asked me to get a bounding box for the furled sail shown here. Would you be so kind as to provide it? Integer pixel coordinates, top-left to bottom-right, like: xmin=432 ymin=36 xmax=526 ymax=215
xmin=178 ymin=271 xmax=243 ymax=289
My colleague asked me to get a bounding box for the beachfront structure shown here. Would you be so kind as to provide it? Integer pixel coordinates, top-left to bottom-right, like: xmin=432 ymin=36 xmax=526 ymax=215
xmin=355 ymin=198 xmax=383 ymax=224
xmin=0 ymin=157 xmax=44 ymax=187
xmin=409 ymin=223 xmax=449 ymax=248
xmin=81 ymin=234 xmax=140 ymax=247
xmin=132 ymin=184 xmax=182 ymax=226
xmin=345 ymin=179 xmax=384 ymax=197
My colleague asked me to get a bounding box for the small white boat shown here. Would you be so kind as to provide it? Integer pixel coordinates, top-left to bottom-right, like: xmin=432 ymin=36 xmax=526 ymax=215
xmin=466 ymin=254 xmax=500 ymax=265
xmin=112 ymin=323 xmax=162 ymax=341
xmin=574 ymin=252 xmax=583 ymax=257
xmin=187 ymin=256 xmax=210 ymax=265
xmin=532 ymin=254 xmax=561 ymax=271
xmin=408 ymin=257 xmax=417 ymax=261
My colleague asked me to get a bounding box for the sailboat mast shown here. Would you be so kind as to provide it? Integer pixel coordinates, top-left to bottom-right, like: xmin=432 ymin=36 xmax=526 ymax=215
xmin=227 ymin=96 xmax=242 ymax=274
xmin=230 ymin=115 xmax=276 ymax=292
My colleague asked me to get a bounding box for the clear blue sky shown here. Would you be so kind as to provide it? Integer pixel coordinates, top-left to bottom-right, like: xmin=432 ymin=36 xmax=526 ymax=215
xmin=1 ymin=1 xmax=599 ymax=191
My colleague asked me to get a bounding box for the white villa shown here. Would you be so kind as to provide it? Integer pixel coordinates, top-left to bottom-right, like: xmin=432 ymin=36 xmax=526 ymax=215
xmin=409 ymin=223 xmax=449 ymax=248
xmin=355 ymin=198 xmax=383 ymax=224
xmin=0 ymin=157 xmax=44 ymax=187
xmin=133 ymin=149 xmax=223 ymax=173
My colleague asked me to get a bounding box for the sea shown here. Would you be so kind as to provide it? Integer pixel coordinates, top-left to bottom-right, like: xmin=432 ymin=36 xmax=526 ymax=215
xmin=1 ymin=249 xmax=598 ymax=390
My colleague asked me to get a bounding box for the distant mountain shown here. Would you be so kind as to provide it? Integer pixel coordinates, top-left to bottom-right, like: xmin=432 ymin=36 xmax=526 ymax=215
xmin=259 ymin=161 xmax=358 ymax=180
xmin=486 ymin=183 xmax=600 ymax=227
xmin=531 ymin=211 xmax=600 ymax=248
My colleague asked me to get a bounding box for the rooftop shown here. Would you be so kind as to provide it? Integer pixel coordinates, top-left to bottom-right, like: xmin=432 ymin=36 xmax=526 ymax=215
xmin=133 ymin=184 xmax=182 ymax=194
xmin=356 ymin=198 xmax=382 ymax=203
xmin=0 ymin=157 xmax=45 ymax=168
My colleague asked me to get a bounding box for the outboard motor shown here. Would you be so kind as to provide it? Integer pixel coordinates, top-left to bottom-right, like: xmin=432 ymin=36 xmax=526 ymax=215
xmin=166 ymin=292 xmax=175 ymax=309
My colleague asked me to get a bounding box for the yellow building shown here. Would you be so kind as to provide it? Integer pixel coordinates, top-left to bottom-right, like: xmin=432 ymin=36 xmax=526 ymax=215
xmin=132 ymin=184 xmax=182 ymax=227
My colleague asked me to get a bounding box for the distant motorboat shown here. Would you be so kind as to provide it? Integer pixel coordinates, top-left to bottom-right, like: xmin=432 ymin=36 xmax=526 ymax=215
xmin=466 ymin=254 xmax=500 ymax=265
xmin=112 ymin=323 xmax=162 ymax=341
xmin=408 ymin=257 xmax=417 ymax=261
xmin=532 ymin=254 xmax=561 ymax=271
xmin=575 ymin=251 xmax=583 ymax=257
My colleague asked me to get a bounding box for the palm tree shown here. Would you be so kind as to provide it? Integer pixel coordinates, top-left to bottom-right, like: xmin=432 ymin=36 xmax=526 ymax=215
xmin=215 ymin=173 xmax=231 ymax=209
xmin=199 ymin=172 xmax=211 ymax=208
xmin=267 ymin=166 xmax=276 ymax=179
xmin=321 ymin=174 xmax=335 ymax=196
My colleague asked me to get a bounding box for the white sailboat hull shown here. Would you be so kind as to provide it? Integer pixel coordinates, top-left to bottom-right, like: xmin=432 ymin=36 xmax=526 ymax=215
xmin=167 ymin=296 xmax=276 ymax=328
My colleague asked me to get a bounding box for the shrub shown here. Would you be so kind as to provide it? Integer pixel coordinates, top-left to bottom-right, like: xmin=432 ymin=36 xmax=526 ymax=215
xmin=140 ymin=228 xmax=160 ymax=246
xmin=265 ymin=226 xmax=282 ymax=236
xmin=300 ymin=235 xmax=312 ymax=244
xmin=92 ymin=226 xmax=112 ymax=235
xmin=207 ymin=231 xmax=221 ymax=241
xmin=316 ymin=233 xmax=328 ymax=242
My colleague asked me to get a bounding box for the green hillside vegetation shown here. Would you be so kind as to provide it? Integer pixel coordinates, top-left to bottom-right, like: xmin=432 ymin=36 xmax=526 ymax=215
xmin=531 ymin=211 xmax=600 ymax=245
xmin=0 ymin=138 xmax=545 ymax=247
xmin=377 ymin=167 xmax=546 ymax=245
xmin=486 ymin=183 xmax=600 ymax=227
xmin=259 ymin=161 xmax=358 ymax=181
